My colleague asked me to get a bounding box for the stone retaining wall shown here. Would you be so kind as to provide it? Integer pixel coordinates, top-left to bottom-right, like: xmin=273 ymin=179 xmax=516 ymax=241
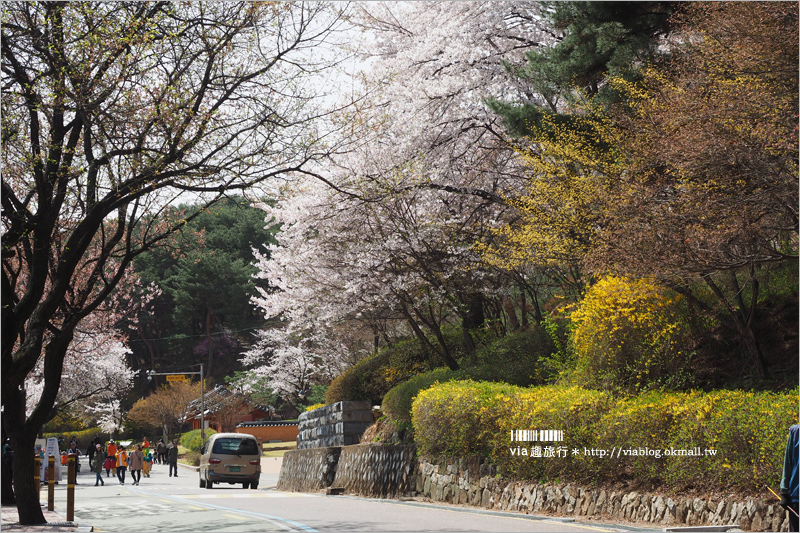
xmin=276 ymin=447 xmax=340 ymax=492
xmin=416 ymin=455 xmax=790 ymax=532
xmin=332 ymin=444 xmax=416 ymax=498
xmin=297 ymin=401 xmax=373 ymax=449
xmin=276 ymin=444 xmax=788 ymax=531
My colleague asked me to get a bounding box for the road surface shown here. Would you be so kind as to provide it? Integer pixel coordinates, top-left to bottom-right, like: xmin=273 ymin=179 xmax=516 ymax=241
xmin=41 ymin=459 xmax=649 ymax=532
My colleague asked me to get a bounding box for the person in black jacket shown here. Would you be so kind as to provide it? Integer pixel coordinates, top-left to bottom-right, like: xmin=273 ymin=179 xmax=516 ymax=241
xmin=1 ymin=441 xmax=14 ymax=504
xmin=167 ymin=440 xmax=179 ymax=477
xmin=156 ymin=438 xmax=167 ymax=465
xmin=87 ymin=434 xmax=103 ymax=471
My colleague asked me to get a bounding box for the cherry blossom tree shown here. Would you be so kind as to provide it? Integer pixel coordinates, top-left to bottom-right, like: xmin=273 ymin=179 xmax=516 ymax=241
xmin=85 ymin=400 xmax=126 ymax=437
xmin=25 ymin=327 xmax=135 ymax=422
xmin=244 ymin=3 xmax=557 ymax=383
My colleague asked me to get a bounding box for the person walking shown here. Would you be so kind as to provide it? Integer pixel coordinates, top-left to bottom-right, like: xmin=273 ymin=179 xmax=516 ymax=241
xmin=67 ymin=441 xmax=81 ymax=474
xmin=103 ymin=454 xmax=115 ymax=478
xmin=142 ymin=437 xmax=150 ymax=457
xmin=92 ymin=444 xmax=106 ymax=486
xmin=106 ymin=440 xmax=117 ymax=477
xmin=129 ymin=444 xmax=145 ymax=486
xmin=143 ymin=449 xmax=152 ymax=478
xmin=115 ymin=445 xmax=129 ymax=485
xmin=88 ymin=434 xmax=103 ymax=470
xmin=156 ymin=439 xmax=166 ymax=465
xmin=86 ymin=441 xmax=96 ymax=471
xmin=167 ymin=440 xmax=179 ymax=477
xmin=781 ymin=424 xmax=799 ymax=532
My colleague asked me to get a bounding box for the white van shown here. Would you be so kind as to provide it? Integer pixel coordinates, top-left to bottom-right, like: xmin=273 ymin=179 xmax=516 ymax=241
xmin=199 ymin=433 xmax=261 ymax=489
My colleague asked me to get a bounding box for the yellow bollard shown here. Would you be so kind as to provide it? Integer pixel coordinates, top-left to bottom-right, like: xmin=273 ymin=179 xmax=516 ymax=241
xmin=67 ymin=454 xmax=75 ymax=521
xmin=34 ymin=454 xmax=41 ymax=502
xmin=48 ymin=455 xmax=55 ymax=511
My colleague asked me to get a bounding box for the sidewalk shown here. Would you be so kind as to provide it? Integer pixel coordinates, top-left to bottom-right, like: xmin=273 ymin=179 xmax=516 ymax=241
xmin=0 ymin=502 xmax=91 ymax=532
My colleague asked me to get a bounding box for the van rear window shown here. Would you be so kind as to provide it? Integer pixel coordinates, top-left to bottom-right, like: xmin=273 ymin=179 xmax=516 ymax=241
xmin=211 ymin=438 xmax=259 ymax=455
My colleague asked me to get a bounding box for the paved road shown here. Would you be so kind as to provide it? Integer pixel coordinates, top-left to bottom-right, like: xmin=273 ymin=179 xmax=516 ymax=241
xmin=42 ymin=460 xmax=644 ymax=532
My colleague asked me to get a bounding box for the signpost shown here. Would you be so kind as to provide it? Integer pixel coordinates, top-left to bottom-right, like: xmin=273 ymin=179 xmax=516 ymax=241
xmin=147 ymin=365 xmax=205 ymax=447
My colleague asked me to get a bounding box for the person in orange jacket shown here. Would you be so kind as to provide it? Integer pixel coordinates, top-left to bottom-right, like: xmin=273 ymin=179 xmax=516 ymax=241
xmin=115 ymin=445 xmax=129 ymax=485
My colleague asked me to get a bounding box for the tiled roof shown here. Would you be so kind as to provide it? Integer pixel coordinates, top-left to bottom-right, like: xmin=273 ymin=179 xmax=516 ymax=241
xmin=236 ymin=420 xmax=298 ymax=428
xmin=185 ymin=385 xmax=272 ymax=419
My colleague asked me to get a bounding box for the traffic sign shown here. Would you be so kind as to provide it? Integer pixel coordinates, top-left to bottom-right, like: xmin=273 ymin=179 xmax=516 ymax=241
xmin=166 ymin=374 xmax=187 ymax=382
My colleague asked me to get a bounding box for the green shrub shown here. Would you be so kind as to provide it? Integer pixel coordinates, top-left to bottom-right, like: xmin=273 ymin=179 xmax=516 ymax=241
xmin=381 ymin=328 xmax=553 ymax=423
xmin=184 ymin=451 xmax=201 ymax=466
xmin=180 ymin=429 xmax=216 ymax=453
xmin=326 ymin=331 xmax=470 ymax=405
xmin=42 ymin=410 xmax=89 ymax=434
xmin=382 ymin=368 xmax=459 ymax=422
xmin=468 ymin=327 xmax=554 ymax=386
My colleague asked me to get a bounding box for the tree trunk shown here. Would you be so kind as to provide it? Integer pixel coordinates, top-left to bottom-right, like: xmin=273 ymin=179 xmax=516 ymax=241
xmin=1 ymin=424 xmax=14 ymax=505
xmin=10 ymin=438 xmax=42 ymax=524
xmin=4 ymin=384 xmax=45 ymax=524
xmin=503 ymin=297 xmax=520 ymax=331
xmin=402 ymin=306 xmax=460 ymax=371
xmin=461 ymin=293 xmax=485 ymax=330
xmin=519 ymin=290 xmax=529 ymax=329
xmin=137 ymin=324 xmax=157 ymax=371
xmin=701 ymin=274 xmax=768 ymax=378
xmin=527 ymin=286 xmax=544 ymax=325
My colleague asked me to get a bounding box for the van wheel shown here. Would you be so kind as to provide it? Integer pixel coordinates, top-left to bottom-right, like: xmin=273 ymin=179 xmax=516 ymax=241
xmin=243 ymin=482 xmax=250 ymax=489
xmin=250 ymin=481 xmax=258 ymax=490
xmin=199 ymin=477 xmax=206 ymax=488
xmin=206 ymin=480 xmax=213 ymax=489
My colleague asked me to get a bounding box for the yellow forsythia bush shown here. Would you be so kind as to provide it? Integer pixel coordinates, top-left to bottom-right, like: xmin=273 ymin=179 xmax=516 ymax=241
xmin=595 ymin=390 xmax=698 ymax=484
xmin=412 ymin=381 xmax=797 ymax=491
xmin=494 ymin=386 xmax=614 ymax=480
xmin=570 ymin=275 xmax=692 ymax=392
xmin=411 ymin=380 xmax=519 ymax=458
xmin=664 ymin=390 xmax=797 ymax=490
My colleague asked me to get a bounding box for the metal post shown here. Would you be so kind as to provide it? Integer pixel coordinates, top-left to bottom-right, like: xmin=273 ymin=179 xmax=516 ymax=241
xmin=67 ymin=454 xmax=75 ymax=521
xmin=34 ymin=454 xmax=40 ymax=502
xmin=47 ymin=455 xmax=55 ymax=511
xmin=200 ymin=363 xmax=205 ymax=448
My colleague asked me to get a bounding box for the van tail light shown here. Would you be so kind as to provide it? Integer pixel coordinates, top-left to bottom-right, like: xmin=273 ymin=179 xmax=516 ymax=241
xmin=249 ymin=459 xmax=260 ymax=465
xmin=209 ymin=458 xmax=221 ymax=464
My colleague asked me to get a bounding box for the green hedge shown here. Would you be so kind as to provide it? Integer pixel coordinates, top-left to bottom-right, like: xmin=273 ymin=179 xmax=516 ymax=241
xmin=382 ymin=368 xmax=459 ymax=422
xmin=326 ymin=330 xmax=471 ymax=405
xmin=380 ymin=328 xmax=554 ymax=422
xmin=180 ymin=429 xmax=216 ymax=453
xmin=412 ymin=381 xmax=798 ymax=491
